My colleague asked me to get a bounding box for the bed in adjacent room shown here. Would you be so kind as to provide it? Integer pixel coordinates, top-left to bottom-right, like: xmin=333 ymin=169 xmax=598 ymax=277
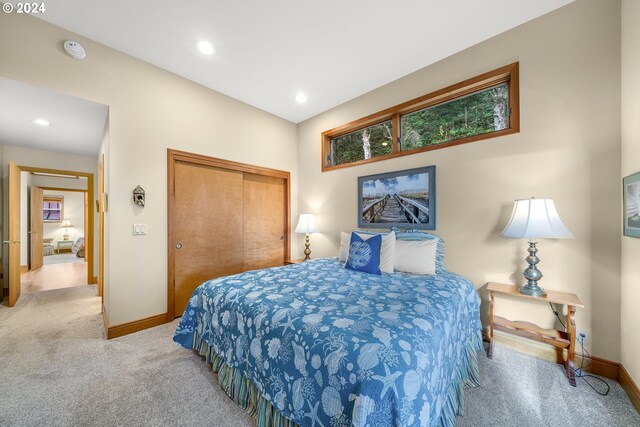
xmin=72 ymin=234 xmax=85 ymax=258
xmin=173 ymin=232 xmax=482 ymax=427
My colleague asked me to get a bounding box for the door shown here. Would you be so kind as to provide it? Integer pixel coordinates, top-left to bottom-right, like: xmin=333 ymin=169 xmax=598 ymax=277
xmin=8 ymin=161 xmax=21 ymax=307
xmin=30 ymin=186 xmax=44 ymax=270
xmin=172 ymin=162 xmax=244 ymax=317
xmin=243 ymin=173 xmax=286 ymax=270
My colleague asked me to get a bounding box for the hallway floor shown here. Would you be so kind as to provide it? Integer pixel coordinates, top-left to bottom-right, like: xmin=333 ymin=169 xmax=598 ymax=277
xmin=21 ymin=260 xmax=88 ymax=293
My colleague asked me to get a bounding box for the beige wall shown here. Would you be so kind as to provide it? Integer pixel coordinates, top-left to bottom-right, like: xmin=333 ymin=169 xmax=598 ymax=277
xmin=297 ymin=0 xmax=622 ymax=359
xmin=31 ymin=174 xmax=89 ymax=190
xmin=0 ymin=12 xmax=299 ymax=325
xmin=621 ymin=0 xmax=640 ymax=385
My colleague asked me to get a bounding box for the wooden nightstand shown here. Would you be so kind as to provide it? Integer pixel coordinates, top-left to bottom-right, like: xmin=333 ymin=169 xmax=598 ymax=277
xmin=56 ymin=240 xmax=74 ymax=253
xmin=487 ymin=282 xmax=584 ymax=386
xmin=285 ymin=259 xmax=305 ymax=265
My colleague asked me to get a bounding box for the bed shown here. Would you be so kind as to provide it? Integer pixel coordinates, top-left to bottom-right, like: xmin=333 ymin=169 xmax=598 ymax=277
xmin=72 ymin=235 xmax=84 ymax=258
xmin=174 ymin=248 xmax=482 ymax=426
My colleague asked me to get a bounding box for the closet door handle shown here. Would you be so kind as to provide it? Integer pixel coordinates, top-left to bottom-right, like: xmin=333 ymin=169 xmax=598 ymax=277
xmin=175 ymin=243 xmax=183 ymax=249
xmin=280 ymin=236 xmax=284 ymax=240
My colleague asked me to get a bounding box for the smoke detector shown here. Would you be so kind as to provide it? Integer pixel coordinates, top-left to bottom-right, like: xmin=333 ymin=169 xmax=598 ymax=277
xmin=63 ymin=40 xmax=86 ymax=60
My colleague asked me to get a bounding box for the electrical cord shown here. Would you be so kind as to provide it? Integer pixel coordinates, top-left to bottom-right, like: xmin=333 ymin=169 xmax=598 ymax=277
xmin=573 ymin=335 xmax=610 ymax=396
xmin=548 ymin=303 xmax=610 ymax=395
xmin=549 ymin=302 xmax=566 ymax=329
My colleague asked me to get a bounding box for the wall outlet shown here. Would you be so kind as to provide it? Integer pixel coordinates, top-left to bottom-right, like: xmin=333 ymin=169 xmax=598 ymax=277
xmin=577 ymin=330 xmax=589 ymax=346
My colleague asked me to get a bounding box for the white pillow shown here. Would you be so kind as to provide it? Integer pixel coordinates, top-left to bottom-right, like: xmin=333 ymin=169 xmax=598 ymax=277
xmin=338 ymin=231 xmax=349 ymax=262
xmin=394 ymin=239 xmax=437 ymax=275
xmin=339 ymin=231 xmax=396 ymax=274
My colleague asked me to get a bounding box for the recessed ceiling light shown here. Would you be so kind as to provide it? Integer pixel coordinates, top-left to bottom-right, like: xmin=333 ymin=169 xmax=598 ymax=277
xmin=196 ymin=41 xmax=214 ymax=56
xmin=295 ymin=93 xmax=307 ymax=104
xmin=32 ymin=119 xmax=51 ymax=127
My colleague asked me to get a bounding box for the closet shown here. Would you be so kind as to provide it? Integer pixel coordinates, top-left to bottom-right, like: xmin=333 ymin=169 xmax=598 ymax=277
xmin=168 ymin=149 xmax=290 ymax=318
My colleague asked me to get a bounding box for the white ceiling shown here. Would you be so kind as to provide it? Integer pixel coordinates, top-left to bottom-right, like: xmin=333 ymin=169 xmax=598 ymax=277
xmin=0 ymin=77 xmax=108 ymax=156
xmin=34 ymin=0 xmax=573 ymax=124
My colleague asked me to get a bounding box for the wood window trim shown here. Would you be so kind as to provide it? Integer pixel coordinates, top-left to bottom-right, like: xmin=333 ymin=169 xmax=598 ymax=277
xmin=321 ymin=62 xmax=520 ymax=172
xmin=43 ymin=195 xmax=64 ymax=223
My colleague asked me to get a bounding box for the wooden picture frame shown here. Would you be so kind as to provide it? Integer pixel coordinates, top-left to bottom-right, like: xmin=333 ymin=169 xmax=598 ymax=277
xmin=623 ymin=171 xmax=640 ymax=238
xmin=357 ymin=165 xmax=436 ymax=230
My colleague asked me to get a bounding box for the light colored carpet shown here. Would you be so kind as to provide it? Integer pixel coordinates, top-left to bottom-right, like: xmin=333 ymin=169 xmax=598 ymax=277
xmin=0 ymin=285 xmax=638 ymax=427
xmin=44 ymin=253 xmax=83 ymax=265
xmin=0 ymin=286 xmax=253 ymax=427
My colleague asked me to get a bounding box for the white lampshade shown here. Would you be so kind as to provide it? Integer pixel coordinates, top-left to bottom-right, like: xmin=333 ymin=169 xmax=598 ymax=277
xmin=61 ymin=219 xmax=73 ymax=228
xmin=294 ymin=214 xmax=319 ymax=234
xmin=502 ymin=198 xmax=573 ymax=239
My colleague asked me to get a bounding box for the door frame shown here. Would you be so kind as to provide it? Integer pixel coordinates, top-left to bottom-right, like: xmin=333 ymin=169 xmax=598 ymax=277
xmin=7 ymin=162 xmax=21 ymax=306
xmin=33 ymin=185 xmax=89 ymax=264
xmin=166 ymin=149 xmax=291 ymax=321
xmin=98 ymin=154 xmax=104 ymax=299
xmin=18 ymin=166 xmax=97 ymax=287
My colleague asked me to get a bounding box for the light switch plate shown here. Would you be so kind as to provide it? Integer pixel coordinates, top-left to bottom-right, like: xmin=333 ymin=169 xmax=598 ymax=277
xmin=133 ymin=224 xmax=147 ymax=235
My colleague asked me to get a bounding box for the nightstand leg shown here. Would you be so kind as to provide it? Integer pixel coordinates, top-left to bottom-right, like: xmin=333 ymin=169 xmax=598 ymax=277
xmin=488 ymin=290 xmax=495 ymax=359
xmin=566 ymin=305 xmax=577 ymax=387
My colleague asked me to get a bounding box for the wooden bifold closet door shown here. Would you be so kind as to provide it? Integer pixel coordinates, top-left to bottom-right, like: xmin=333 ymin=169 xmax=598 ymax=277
xmin=169 ymin=150 xmax=290 ymax=319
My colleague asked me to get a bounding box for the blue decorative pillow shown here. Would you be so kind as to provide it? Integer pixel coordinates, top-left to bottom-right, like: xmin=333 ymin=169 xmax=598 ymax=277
xmin=345 ymin=232 xmax=382 ymax=275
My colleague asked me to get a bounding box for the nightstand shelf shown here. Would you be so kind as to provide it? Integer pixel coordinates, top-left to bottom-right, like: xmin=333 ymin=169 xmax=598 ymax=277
xmin=488 ymin=282 xmax=583 ymax=386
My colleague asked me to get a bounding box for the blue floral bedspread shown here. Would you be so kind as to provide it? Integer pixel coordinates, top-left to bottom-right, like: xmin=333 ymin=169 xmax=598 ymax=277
xmin=174 ymin=258 xmax=482 ymax=427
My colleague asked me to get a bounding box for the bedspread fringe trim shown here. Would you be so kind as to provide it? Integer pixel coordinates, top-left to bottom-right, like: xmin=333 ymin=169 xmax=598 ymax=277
xmin=193 ymin=331 xmax=300 ymax=427
xmin=437 ymin=330 xmax=483 ymax=427
xmin=192 ymin=330 xmax=482 ymax=427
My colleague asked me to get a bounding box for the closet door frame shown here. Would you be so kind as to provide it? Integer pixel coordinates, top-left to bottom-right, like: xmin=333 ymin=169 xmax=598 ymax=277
xmin=167 ymin=149 xmax=291 ymax=321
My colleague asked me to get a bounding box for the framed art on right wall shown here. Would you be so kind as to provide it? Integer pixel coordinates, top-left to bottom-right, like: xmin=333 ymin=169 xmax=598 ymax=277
xmin=623 ymin=171 xmax=640 ymax=238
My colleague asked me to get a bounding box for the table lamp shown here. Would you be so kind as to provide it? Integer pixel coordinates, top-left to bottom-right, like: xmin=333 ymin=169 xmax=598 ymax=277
xmin=501 ymin=198 xmax=573 ymax=297
xmin=61 ymin=219 xmax=73 ymax=240
xmin=294 ymin=214 xmax=320 ymax=261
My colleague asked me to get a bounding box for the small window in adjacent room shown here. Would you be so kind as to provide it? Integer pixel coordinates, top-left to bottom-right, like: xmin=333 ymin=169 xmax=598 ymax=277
xmin=43 ymin=196 xmax=63 ymax=222
xmin=321 ymin=62 xmax=519 ymax=171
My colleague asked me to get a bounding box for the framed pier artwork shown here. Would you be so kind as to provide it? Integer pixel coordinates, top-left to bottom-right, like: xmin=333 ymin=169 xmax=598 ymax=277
xmin=358 ymin=165 xmax=436 ymax=230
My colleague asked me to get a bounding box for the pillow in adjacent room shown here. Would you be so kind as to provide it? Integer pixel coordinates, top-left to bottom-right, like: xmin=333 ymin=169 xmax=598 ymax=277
xmin=394 ymin=239 xmax=437 ymax=275
xmin=345 ymin=232 xmax=382 ymax=275
xmin=339 ymin=231 xmax=395 ymax=273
